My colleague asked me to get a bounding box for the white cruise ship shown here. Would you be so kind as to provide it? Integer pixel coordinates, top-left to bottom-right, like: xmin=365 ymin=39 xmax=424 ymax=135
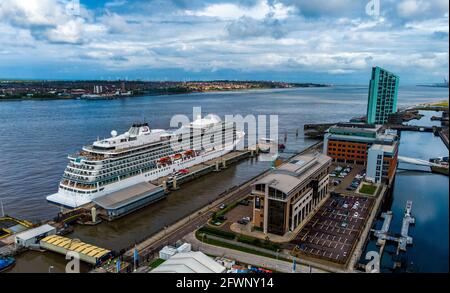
xmin=47 ymin=115 xmax=245 ymax=208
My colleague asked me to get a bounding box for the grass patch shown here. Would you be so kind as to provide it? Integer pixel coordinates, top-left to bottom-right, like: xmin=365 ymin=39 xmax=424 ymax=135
xmin=198 ymin=226 xmax=236 ymax=240
xmin=149 ymin=258 xmax=165 ymax=269
xmin=431 ymin=100 xmax=449 ymax=107
xmin=359 ymin=184 xmax=377 ymax=195
xmin=237 ymin=235 xmax=280 ymax=252
xmin=196 ymin=232 xmax=289 ymax=263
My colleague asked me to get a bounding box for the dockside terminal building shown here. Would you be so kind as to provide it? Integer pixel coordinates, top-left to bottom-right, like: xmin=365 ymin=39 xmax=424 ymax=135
xmin=251 ymin=153 xmax=332 ymax=236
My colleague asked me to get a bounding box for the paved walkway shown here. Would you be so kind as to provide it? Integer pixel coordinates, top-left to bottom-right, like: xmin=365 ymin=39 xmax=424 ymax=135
xmin=347 ymin=184 xmax=387 ymax=271
xmin=184 ymin=232 xmax=327 ymax=273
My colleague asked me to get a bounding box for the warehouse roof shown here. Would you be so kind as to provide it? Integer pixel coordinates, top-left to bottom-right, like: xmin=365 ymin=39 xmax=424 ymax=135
xmin=15 ymin=224 xmax=55 ymax=241
xmin=93 ymin=182 xmax=163 ymax=210
xmin=151 ymin=251 xmax=226 ymax=273
xmin=40 ymin=235 xmax=110 ymax=259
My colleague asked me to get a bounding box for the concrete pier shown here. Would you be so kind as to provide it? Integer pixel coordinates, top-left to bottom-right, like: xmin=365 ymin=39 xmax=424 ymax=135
xmin=373 ymin=211 xmax=393 ymax=246
xmin=371 ymin=201 xmax=415 ymax=254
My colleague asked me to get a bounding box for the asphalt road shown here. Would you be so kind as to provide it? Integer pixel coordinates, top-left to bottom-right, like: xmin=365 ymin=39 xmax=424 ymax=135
xmin=128 ymin=185 xmax=253 ymax=262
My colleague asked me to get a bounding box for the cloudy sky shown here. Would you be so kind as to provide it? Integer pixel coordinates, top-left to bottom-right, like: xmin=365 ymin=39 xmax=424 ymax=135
xmin=0 ymin=0 xmax=448 ymax=84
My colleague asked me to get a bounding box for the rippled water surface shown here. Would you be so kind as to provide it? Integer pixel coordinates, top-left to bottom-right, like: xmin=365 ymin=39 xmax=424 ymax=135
xmin=1 ymin=85 xmax=448 ymax=273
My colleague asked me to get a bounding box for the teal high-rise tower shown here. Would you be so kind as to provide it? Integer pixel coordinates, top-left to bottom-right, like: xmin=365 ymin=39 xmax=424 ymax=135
xmin=366 ymin=66 xmax=399 ymax=124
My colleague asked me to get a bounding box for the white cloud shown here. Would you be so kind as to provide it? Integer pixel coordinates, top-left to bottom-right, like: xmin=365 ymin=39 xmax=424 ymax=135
xmin=397 ymin=0 xmax=430 ymax=18
xmin=396 ymin=0 xmax=449 ymax=19
xmin=0 ymin=0 xmax=448 ymax=82
xmin=185 ymin=0 xmax=296 ymax=20
xmin=0 ymin=0 xmax=105 ymax=44
xmin=99 ymin=12 xmax=130 ymax=34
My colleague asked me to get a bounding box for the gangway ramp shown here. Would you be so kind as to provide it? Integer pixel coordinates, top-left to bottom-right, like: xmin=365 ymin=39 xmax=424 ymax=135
xmin=40 ymin=235 xmax=112 ymax=265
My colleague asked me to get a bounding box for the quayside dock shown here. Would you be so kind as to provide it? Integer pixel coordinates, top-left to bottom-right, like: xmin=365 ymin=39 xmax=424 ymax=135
xmin=373 ymin=211 xmax=393 ymax=246
xmin=371 ymin=200 xmax=415 ymax=254
xmin=152 ymin=149 xmax=255 ymax=189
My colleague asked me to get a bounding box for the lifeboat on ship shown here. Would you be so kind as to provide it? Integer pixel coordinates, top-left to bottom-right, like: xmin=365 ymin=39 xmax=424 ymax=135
xmin=184 ymin=150 xmax=195 ymax=157
xmin=172 ymin=153 xmax=182 ymax=162
xmin=158 ymin=157 xmax=171 ymax=165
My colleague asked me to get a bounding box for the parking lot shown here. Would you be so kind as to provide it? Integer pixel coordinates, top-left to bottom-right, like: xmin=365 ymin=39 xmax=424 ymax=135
xmin=291 ymin=193 xmax=374 ymax=264
xmin=329 ymin=163 xmax=366 ymax=194
xmin=211 ymin=199 xmax=253 ymax=231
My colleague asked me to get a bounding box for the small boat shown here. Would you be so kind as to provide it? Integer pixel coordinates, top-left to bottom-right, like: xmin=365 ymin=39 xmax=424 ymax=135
xmin=172 ymin=153 xmax=182 ymax=161
xmin=184 ymin=150 xmax=194 ymax=157
xmin=0 ymin=256 xmax=15 ymax=272
xmin=158 ymin=157 xmax=171 ymax=165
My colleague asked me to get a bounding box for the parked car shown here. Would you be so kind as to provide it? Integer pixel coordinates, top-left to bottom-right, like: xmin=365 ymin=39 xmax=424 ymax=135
xmin=239 ymin=199 xmax=250 ymax=206
xmin=219 ymin=203 xmax=226 ymax=210
xmin=217 ymin=215 xmax=227 ymax=221
xmin=238 ymin=219 xmax=248 ymax=225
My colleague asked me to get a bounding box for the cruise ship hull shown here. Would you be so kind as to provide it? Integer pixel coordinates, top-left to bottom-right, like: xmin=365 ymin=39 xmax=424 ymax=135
xmin=46 ymin=139 xmax=242 ymax=208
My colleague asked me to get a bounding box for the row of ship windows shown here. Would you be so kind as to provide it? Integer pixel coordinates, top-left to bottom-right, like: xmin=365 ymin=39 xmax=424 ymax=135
xmin=68 ymin=150 xmax=176 ymax=175
xmin=68 ymin=141 xmax=232 ymax=178
xmin=65 ymin=155 xmax=194 ymax=186
xmin=66 ymin=160 xmax=156 ymax=179
xmin=60 ymin=185 xmax=104 ymax=194
xmin=70 ymin=136 xmax=231 ymax=171
xmin=66 ymin=162 xmax=155 ymax=182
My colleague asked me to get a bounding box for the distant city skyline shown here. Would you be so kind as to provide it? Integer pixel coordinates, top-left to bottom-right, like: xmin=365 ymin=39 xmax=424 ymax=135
xmin=0 ymin=0 xmax=448 ymax=84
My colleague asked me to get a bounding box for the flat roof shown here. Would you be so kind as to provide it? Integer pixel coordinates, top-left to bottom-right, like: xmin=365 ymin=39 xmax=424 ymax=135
xmin=329 ymin=126 xmax=380 ymax=138
xmin=93 ymin=182 xmax=163 ymax=210
xmin=370 ymin=143 xmax=396 ymax=154
xmin=15 ymin=224 xmax=55 ymax=241
xmin=253 ymin=153 xmax=331 ymax=195
xmin=151 ymin=251 xmax=226 ymax=273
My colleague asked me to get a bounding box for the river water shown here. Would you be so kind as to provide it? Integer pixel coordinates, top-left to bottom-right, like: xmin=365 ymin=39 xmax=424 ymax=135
xmin=0 ymin=85 xmax=447 ymax=272
xmin=361 ymin=111 xmax=449 ymax=273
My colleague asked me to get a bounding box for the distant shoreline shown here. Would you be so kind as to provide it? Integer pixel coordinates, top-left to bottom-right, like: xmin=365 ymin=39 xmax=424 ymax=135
xmin=0 ymin=83 xmax=330 ymax=101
